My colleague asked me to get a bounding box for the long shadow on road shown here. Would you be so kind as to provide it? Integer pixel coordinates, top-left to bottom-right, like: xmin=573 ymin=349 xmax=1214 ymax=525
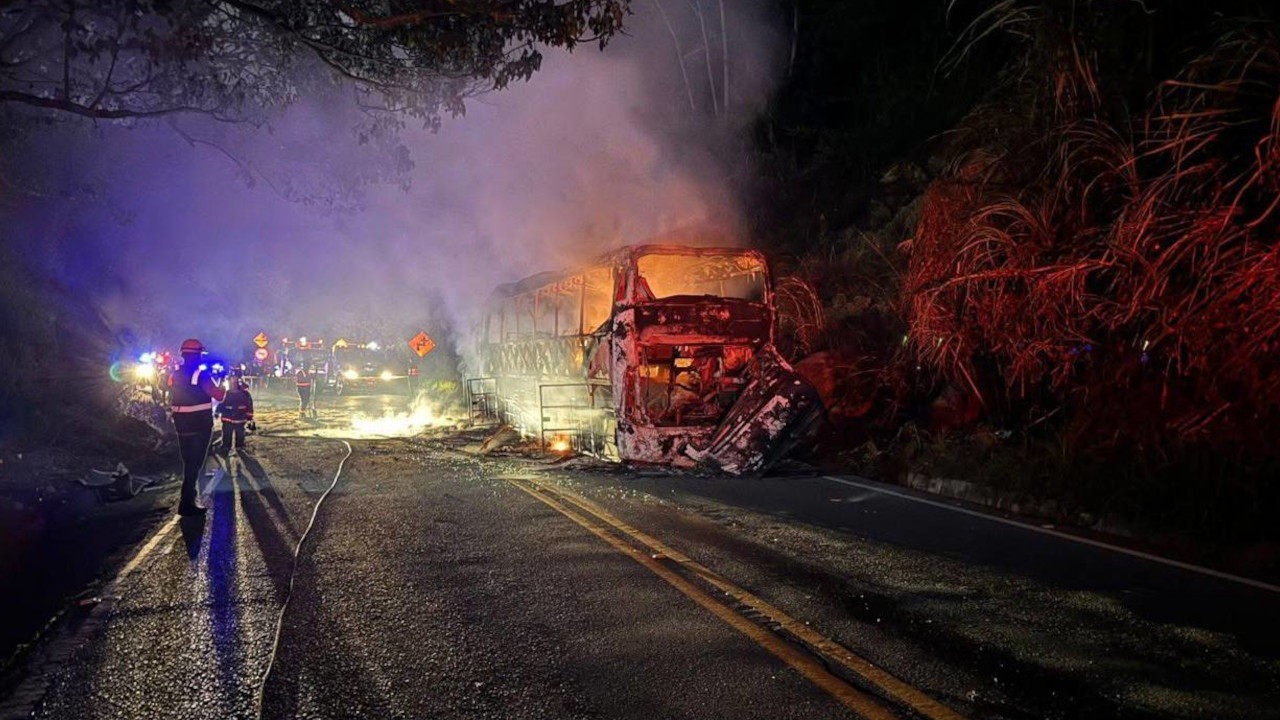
xmin=207 ymin=477 xmax=245 ymax=717
xmin=231 ymin=452 xmax=396 ymax=720
xmin=236 ymin=454 xmax=299 ymax=541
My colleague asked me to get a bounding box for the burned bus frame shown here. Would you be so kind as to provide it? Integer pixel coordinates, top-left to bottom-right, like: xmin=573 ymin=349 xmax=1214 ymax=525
xmin=468 ymin=243 xmax=776 ymax=465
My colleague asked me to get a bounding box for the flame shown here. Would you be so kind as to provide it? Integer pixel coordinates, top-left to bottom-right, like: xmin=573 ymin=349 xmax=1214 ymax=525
xmin=330 ymin=392 xmax=455 ymax=438
xmin=549 ymin=436 xmax=571 ymax=453
xmin=349 ymin=402 xmax=450 ymax=437
xmin=293 ymin=391 xmax=459 ymax=440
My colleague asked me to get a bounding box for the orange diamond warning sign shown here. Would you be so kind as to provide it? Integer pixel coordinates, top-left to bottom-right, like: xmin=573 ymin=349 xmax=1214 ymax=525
xmin=408 ymin=331 xmax=435 ymax=358
xmin=253 ymin=332 xmax=269 ymax=348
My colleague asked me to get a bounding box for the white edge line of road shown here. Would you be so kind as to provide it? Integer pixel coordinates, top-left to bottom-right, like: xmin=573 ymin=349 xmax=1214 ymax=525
xmin=0 ymin=488 xmax=189 ymax=718
xmin=112 ymin=515 xmax=180 ymax=585
xmin=822 ymin=475 xmax=1280 ymax=595
xmin=0 ymin=456 xmax=229 ymax=719
xmin=114 ymin=459 xmax=225 ymax=586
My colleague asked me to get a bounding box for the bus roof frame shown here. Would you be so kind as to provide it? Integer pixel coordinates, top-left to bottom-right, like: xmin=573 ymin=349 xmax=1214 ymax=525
xmin=489 ymin=244 xmax=769 ymax=304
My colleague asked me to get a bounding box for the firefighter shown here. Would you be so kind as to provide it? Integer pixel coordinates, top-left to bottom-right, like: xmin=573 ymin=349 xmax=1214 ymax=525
xmin=295 ymin=365 xmax=312 ymax=416
xmin=168 ymin=338 xmax=226 ymax=517
xmin=218 ymin=378 xmax=254 ymax=455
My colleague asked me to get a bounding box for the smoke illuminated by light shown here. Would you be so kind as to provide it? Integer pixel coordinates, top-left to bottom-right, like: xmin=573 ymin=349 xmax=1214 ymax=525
xmin=0 ymin=3 xmax=785 ymax=361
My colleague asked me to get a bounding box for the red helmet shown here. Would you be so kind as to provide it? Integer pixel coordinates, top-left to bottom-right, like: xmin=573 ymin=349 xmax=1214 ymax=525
xmin=180 ymin=338 xmax=205 ymax=355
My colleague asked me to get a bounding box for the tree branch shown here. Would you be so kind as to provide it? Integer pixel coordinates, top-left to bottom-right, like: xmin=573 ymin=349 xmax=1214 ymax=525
xmin=717 ymin=0 xmax=727 ymax=112
xmin=0 ymin=3 xmax=38 ymax=57
xmin=652 ymin=0 xmax=697 ymax=115
xmin=688 ymin=0 xmax=719 ymax=117
xmin=344 ymin=1 xmax=517 ymax=29
xmin=61 ymin=0 xmax=72 ymax=101
xmin=88 ymin=4 xmax=126 ymax=110
xmin=0 ymin=89 xmax=237 ymax=119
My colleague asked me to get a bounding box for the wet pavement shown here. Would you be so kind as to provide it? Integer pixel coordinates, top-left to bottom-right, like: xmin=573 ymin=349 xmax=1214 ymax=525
xmin=3 ymin=391 xmax=1279 ymax=719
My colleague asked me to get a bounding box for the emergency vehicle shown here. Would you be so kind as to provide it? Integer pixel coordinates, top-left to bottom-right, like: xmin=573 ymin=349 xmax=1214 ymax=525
xmin=277 ymin=337 xmax=331 ymax=392
xmin=330 ymin=340 xmax=412 ymax=394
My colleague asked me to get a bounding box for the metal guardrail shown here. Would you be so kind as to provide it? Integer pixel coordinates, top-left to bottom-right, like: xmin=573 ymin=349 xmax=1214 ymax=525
xmin=465 ymin=377 xmax=499 ymax=425
xmin=537 ymin=381 xmax=615 ymax=458
xmin=467 ymin=376 xmax=616 ymax=458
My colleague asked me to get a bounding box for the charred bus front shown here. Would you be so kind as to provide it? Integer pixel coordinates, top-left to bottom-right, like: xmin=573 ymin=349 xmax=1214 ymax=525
xmin=469 ymin=244 xmax=819 ymax=470
xmin=612 ymin=247 xmax=773 ymax=462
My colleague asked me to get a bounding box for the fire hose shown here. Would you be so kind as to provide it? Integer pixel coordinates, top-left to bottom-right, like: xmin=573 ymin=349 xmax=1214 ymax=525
xmin=252 ymin=438 xmax=353 ymax=720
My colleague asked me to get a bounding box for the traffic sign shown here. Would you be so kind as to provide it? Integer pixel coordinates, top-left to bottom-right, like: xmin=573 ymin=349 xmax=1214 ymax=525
xmin=333 ymin=338 xmax=350 ymax=348
xmin=253 ymin=332 xmax=269 ymax=348
xmin=409 ymin=331 xmax=436 ymax=358
xmin=253 ymin=347 xmax=269 ymax=362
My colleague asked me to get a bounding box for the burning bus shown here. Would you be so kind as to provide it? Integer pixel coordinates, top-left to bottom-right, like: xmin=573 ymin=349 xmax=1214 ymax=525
xmin=468 ymin=243 xmax=823 ymax=473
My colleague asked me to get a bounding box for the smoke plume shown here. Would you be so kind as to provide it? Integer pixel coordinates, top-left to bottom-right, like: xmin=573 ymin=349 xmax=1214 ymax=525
xmin=0 ymin=2 xmax=785 ymax=360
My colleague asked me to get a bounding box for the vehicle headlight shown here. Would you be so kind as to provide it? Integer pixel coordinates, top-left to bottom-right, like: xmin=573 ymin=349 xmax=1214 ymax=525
xmin=380 ymin=370 xmax=394 ymax=381
xmin=133 ymin=364 xmax=155 ymax=380
xmin=343 ymin=369 xmax=359 ymax=380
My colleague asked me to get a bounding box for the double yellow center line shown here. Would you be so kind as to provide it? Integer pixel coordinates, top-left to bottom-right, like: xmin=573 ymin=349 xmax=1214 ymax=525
xmin=508 ymin=478 xmax=968 ymax=720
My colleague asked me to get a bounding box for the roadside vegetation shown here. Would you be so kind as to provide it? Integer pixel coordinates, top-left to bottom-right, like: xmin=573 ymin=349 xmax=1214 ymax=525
xmin=762 ymin=0 xmax=1280 ymax=545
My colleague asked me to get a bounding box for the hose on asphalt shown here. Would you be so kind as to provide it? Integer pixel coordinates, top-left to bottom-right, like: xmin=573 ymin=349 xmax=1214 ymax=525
xmin=252 ymin=438 xmax=353 ymax=720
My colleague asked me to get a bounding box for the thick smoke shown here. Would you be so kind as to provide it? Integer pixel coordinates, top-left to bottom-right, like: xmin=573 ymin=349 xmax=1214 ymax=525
xmin=0 ymin=2 xmax=785 ymax=358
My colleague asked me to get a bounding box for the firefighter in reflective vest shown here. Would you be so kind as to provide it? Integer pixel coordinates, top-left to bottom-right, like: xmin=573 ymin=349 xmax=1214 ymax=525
xmin=295 ymin=365 xmax=312 ymax=415
xmin=218 ymin=378 xmax=254 ymax=455
xmin=168 ymin=338 xmax=226 ymax=516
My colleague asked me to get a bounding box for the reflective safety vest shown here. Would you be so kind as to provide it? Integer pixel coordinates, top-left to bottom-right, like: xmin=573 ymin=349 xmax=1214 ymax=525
xmin=170 ymin=364 xmax=216 ymax=413
xmin=169 ymin=360 xmax=226 ymax=434
xmin=220 ymin=388 xmax=254 ymax=423
xmin=295 ymin=370 xmax=311 ymax=389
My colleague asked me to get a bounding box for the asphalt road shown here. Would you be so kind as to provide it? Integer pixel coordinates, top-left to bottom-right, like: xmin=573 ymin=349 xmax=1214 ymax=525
xmin=4 ymin=391 xmax=1278 ymax=720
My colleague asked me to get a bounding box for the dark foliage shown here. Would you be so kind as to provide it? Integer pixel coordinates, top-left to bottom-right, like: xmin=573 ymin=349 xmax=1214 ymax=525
xmin=749 ymin=0 xmax=1002 ymax=254
xmin=761 ymin=1 xmax=1280 ymax=537
xmin=0 ymin=0 xmax=629 ymax=124
xmin=908 ymin=2 xmax=1280 ymax=444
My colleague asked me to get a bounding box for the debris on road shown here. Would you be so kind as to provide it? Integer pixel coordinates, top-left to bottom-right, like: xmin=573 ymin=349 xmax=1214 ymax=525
xmin=77 ymin=463 xmax=163 ymax=502
xmin=684 ymin=346 xmax=825 ymax=476
xmin=477 ymin=425 xmax=523 ymax=454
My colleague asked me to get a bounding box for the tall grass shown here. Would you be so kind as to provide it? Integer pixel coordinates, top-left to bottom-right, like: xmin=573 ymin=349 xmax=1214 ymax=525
xmin=907 ymin=8 xmax=1280 ymax=458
